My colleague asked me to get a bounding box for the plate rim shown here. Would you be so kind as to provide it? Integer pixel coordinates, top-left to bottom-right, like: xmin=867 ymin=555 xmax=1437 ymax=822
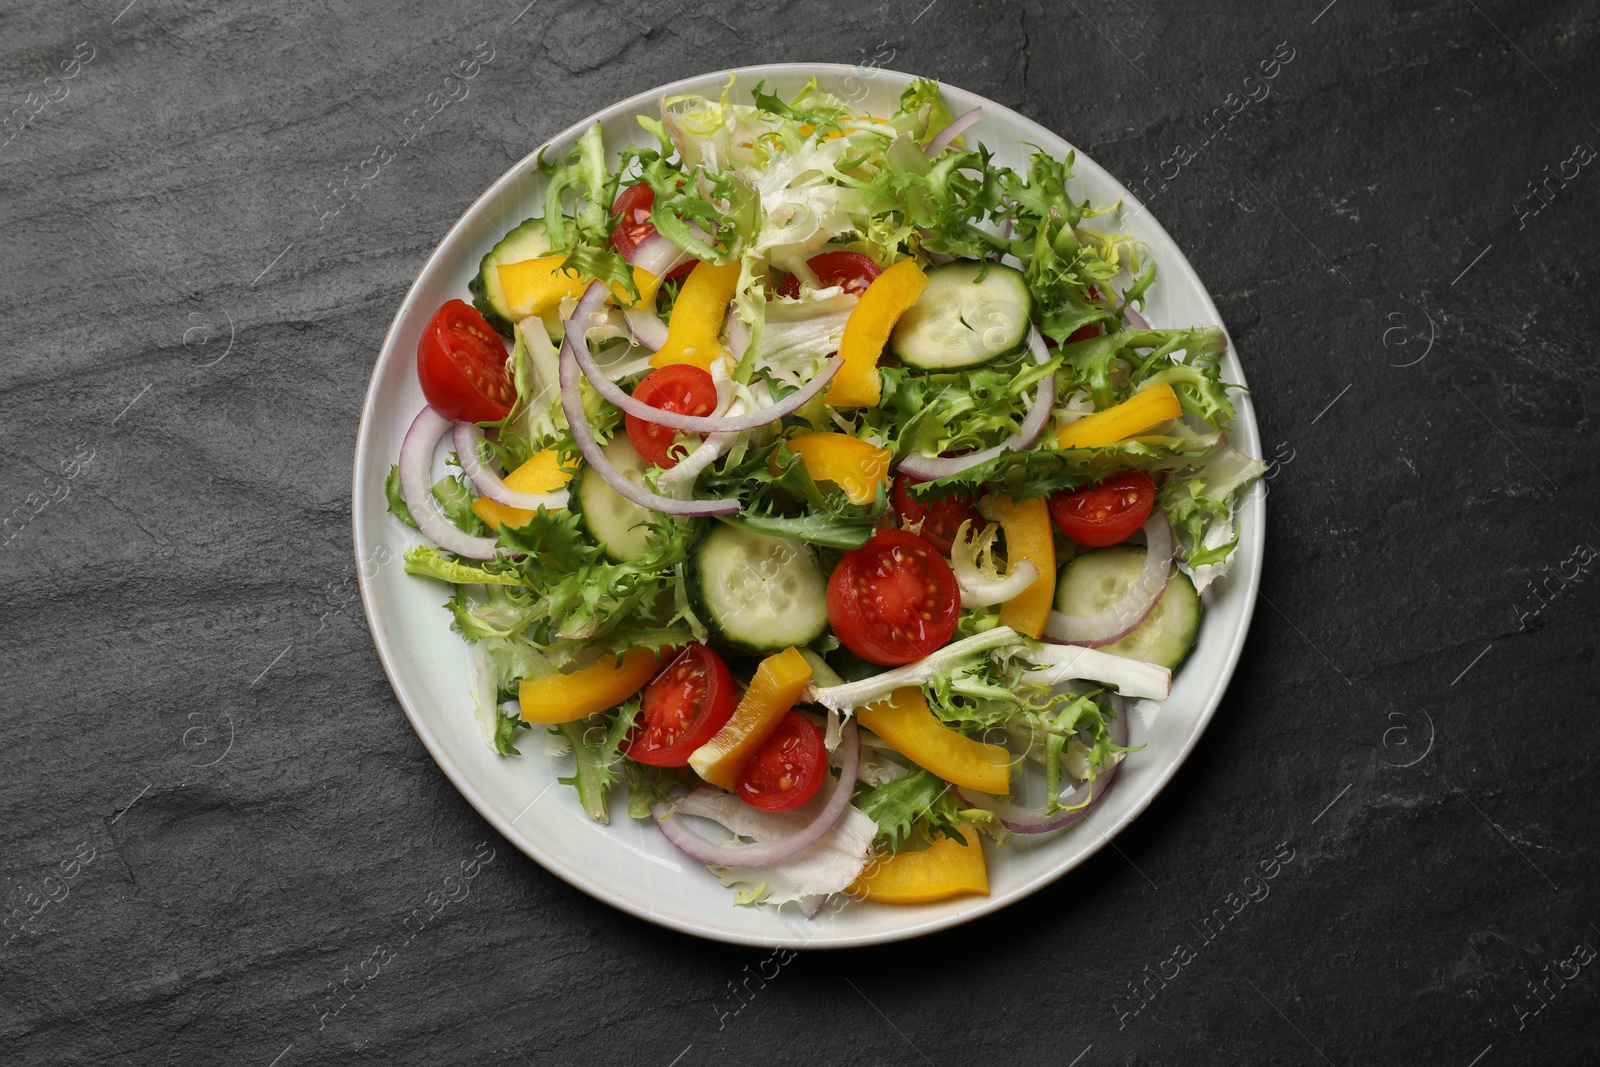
xmin=352 ymin=62 xmax=1264 ymax=949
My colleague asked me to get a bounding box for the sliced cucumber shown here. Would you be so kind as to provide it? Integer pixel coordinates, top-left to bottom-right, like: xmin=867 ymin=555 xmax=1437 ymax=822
xmin=687 ymin=524 xmax=828 ymax=654
xmin=573 ymin=436 xmax=655 ymax=562
xmin=889 ymin=260 xmax=1034 ymax=370
xmin=469 ymin=217 xmax=551 ymax=337
xmin=1054 ymin=545 xmax=1202 ymax=670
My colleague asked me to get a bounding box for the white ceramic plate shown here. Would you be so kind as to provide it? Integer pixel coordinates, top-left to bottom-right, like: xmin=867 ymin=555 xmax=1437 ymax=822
xmin=353 ymin=64 xmax=1263 ymax=948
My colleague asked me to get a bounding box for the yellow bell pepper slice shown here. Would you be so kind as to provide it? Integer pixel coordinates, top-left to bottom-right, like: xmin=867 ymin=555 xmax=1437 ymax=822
xmin=650 ymin=260 xmax=741 ymax=371
xmin=857 ymin=688 xmax=1011 ymax=793
xmin=780 ymin=433 xmax=892 ymax=505
xmin=987 ymin=495 xmax=1056 ymax=639
xmin=826 ymin=258 xmax=929 ymax=408
xmin=497 ymin=257 xmax=660 ymax=318
xmin=518 ymin=647 xmax=658 ymax=724
xmin=469 ymin=449 xmax=573 ymax=531
xmin=689 ymin=647 xmax=812 ymax=789
xmin=848 ymin=827 xmax=989 ymax=904
xmin=1055 ymin=383 xmax=1182 ymax=449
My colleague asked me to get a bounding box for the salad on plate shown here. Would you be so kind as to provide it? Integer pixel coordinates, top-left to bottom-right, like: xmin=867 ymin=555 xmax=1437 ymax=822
xmin=386 ymin=77 xmax=1263 ymax=914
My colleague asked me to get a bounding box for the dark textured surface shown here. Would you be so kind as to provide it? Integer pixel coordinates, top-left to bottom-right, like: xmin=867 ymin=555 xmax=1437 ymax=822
xmin=2 ymin=1 xmax=1597 ymax=1064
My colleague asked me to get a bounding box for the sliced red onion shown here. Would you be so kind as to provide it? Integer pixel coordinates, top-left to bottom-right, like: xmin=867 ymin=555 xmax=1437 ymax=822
xmin=1124 ymin=303 xmax=1151 ymax=330
xmin=1014 ymin=328 xmax=1057 ymax=439
xmin=621 ymin=306 xmax=668 ymax=351
xmin=898 ymin=444 xmax=1007 ymax=482
xmin=1044 ymin=514 xmax=1173 ymax=646
xmin=398 ymin=407 xmax=501 ymax=560
xmin=626 ymin=230 xmax=693 ymax=277
xmin=925 ymin=106 xmax=982 ymax=157
xmin=559 ymin=292 xmax=741 ymax=518
xmin=569 ymin=282 xmax=840 ymax=432
xmin=650 ymin=720 xmax=861 ymax=868
xmin=615 ymin=233 xmax=689 ymax=352
xmin=956 ymin=696 xmax=1130 ymax=833
xmin=897 ymin=327 xmax=1056 ymax=480
xmin=451 ymin=422 xmax=570 ymax=511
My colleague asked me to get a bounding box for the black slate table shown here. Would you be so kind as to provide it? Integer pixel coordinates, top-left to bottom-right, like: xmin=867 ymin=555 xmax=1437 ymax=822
xmin=3 ymin=1 xmax=1597 ymax=1064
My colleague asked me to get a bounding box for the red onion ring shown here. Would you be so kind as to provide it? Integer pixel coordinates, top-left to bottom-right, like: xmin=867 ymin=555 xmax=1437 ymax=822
xmin=956 ymin=695 xmax=1130 ymax=833
xmin=398 ymin=406 xmax=501 ymax=560
xmin=617 ymin=231 xmax=691 ymax=350
xmin=559 ymin=290 xmax=742 ymax=517
xmin=1043 ymin=514 xmax=1173 ymax=646
xmin=626 ymin=231 xmax=693 ymax=277
xmin=451 ymin=422 xmax=570 ymax=511
xmin=568 ymin=281 xmax=841 ymax=432
xmin=1124 ymin=304 xmax=1151 ymax=330
xmin=897 ymin=327 xmax=1056 ymax=480
xmin=650 ymin=720 xmax=861 ymax=868
xmin=925 ymin=106 xmax=982 ymax=157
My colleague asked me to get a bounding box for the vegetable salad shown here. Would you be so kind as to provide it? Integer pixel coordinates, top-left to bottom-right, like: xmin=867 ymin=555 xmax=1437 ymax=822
xmin=386 ymin=76 xmax=1264 ymax=912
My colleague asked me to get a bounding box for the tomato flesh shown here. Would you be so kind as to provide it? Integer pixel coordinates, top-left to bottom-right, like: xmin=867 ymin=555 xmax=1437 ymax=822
xmin=891 ymin=474 xmax=982 ymax=556
xmin=827 ymin=528 xmax=961 ymax=666
xmin=1065 ymin=286 xmax=1104 ymax=344
xmin=624 ymin=643 xmax=736 ymax=767
xmin=624 ymin=365 xmax=718 ymax=469
xmin=1048 ymin=470 xmax=1157 ymax=547
xmin=417 ymin=300 xmax=515 ymax=423
xmin=735 ymin=711 xmax=827 ymax=812
xmin=609 ymin=183 xmax=694 ymax=281
xmin=775 ymin=251 xmax=882 ymax=300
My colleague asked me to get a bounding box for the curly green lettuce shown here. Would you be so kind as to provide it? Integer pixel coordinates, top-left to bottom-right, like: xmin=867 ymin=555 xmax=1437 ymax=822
xmin=1159 ymin=439 xmax=1266 ymax=572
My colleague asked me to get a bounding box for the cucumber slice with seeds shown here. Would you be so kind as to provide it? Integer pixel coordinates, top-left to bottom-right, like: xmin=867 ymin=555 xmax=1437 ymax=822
xmin=687 ymin=524 xmax=828 ymax=654
xmin=572 ymin=436 xmax=655 ymax=563
xmin=889 ymin=260 xmax=1034 ymax=370
xmin=1054 ymin=544 xmax=1203 ymax=670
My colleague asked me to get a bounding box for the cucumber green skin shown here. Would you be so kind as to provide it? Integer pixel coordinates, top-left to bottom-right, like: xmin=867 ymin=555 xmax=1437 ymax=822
xmin=685 ymin=524 xmax=828 ymax=655
xmin=1101 ymin=568 xmax=1201 ymax=671
xmin=469 ymin=216 xmax=550 ymax=337
xmin=570 ymin=446 xmax=654 ymax=564
xmin=1056 ymin=545 xmax=1204 ymax=671
xmin=888 ymin=259 xmax=1035 ymax=371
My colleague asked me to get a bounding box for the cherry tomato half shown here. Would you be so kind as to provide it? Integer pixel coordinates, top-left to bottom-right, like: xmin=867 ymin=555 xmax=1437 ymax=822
xmin=1047 ymin=470 xmax=1157 ymax=547
xmin=774 ymin=251 xmax=882 ymax=299
xmin=624 ymin=365 xmax=718 ymax=469
xmin=623 ymin=643 xmax=737 ymax=767
xmin=735 ymin=711 xmax=828 ymax=812
xmin=609 ymin=183 xmax=695 ymax=282
xmin=827 ymin=528 xmax=961 ymax=666
xmin=891 ymin=474 xmax=982 ymax=556
xmin=417 ymin=299 xmax=515 ymax=423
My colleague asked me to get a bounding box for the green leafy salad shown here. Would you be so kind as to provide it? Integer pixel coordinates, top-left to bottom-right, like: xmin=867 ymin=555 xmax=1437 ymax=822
xmin=385 ymin=76 xmax=1264 ymax=912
